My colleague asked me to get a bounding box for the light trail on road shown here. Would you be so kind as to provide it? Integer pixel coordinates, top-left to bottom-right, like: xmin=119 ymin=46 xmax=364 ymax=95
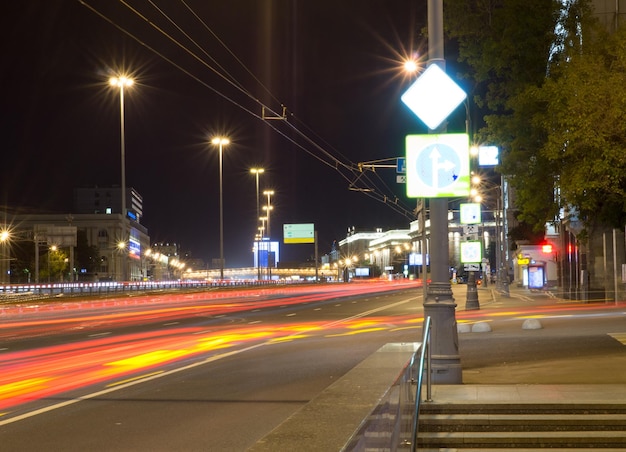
xmin=0 ymin=281 xmax=422 ymax=419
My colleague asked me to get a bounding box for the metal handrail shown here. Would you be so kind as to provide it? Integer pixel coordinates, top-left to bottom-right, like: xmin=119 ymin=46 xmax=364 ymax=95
xmin=410 ymin=316 xmax=432 ymax=451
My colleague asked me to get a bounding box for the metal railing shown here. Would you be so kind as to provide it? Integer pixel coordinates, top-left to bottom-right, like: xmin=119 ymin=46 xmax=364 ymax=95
xmin=410 ymin=316 xmax=432 ymax=451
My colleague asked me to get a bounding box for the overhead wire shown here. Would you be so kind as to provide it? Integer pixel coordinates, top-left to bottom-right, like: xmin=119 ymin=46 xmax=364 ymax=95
xmin=78 ymin=0 xmax=416 ymax=219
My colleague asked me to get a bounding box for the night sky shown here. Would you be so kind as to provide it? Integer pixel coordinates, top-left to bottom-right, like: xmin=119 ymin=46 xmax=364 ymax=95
xmin=0 ymin=1 xmax=469 ymax=268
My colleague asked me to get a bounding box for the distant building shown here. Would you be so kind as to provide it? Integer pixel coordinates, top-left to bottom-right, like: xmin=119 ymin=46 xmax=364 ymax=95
xmin=1 ymin=186 xmax=150 ymax=283
xmin=74 ymin=186 xmax=143 ymax=222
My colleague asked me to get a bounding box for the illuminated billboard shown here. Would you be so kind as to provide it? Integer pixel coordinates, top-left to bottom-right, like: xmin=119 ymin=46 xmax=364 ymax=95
xmin=283 ymin=223 xmax=315 ymax=244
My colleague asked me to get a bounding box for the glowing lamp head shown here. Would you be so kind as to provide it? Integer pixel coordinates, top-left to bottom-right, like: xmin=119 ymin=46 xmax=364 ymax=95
xmin=212 ymin=137 xmax=230 ymax=146
xmin=541 ymin=244 xmax=553 ymax=254
xmin=403 ymin=59 xmax=418 ymax=73
xmin=109 ymin=76 xmax=133 ymax=88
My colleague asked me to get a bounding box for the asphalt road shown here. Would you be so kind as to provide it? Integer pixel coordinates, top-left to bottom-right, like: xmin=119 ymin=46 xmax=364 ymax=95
xmin=1 ymin=283 xmax=624 ymax=451
xmin=0 ymin=282 xmax=425 ymax=451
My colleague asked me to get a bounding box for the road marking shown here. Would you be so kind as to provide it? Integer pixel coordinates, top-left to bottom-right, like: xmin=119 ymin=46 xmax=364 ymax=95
xmin=88 ymin=332 xmax=111 ymax=338
xmin=107 ymin=371 xmax=163 ymax=387
xmin=608 ymin=332 xmax=626 ymax=345
xmin=163 ymin=322 xmax=179 ymax=326
xmin=286 ymin=313 xmax=296 ymax=317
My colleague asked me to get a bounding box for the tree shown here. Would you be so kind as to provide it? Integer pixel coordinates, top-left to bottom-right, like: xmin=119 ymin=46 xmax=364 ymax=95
xmin=531 ymin=21 xmax=626 ymax=233
xmin=75 ymin=229 xmax=100 ymax=280
xmin=444 ymin=0 xmax=563 ymax=240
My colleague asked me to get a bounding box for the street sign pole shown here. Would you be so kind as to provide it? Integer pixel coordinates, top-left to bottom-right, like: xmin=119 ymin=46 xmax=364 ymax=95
xmin=422 ymin=0 xmax=462 ymax=384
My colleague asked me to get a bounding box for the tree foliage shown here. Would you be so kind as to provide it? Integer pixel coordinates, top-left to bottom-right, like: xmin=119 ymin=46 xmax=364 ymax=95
xmin=445 ymin=0 xmax=626 ymax=237
xmin=75 ymin=229 xmax=100 ymax=277
xmin=531 ymin=21 xmax=626 ymax=230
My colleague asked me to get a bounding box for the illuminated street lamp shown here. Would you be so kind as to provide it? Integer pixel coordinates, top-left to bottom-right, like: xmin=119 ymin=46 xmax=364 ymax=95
xmin=262 ymin=190 xmax=274 ymax=238
xmin=47 ymin=245 xmax=58 ymax=283
xmin=250 ymin=168 xmax=265 ymax=280
xmin=110 ymin=75 xmax=133 ymax=281
xmin=0 ymin=228 xmax=10 ymax=284
xmin=212 ymin=136 xmax=230 ymax=280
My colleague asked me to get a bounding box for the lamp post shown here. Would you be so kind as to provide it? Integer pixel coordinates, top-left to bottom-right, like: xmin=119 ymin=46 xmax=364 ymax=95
xmin=110 ymin=75 xmax=133 ymax=281
xmin=0 ymin=228 xmax=9 ymax=284
xmin=262 ymin=190 xmax=274 ymax=238
xmin=262 ymin=190 xmax=274 ymax=279
xmin=400 ymin=0 xmax=463 ymax=383
xmin=47 ymin=245 xmax=57 ymax=283
xmin=251 ymin=168 xmax=265 ymax=280
xmin=117 ymin=240 xmax=126 ymax=281
xmin=212 ymin=137 xmax=230 ymax=280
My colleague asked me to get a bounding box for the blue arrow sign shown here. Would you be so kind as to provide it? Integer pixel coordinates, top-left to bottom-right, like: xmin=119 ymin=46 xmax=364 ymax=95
xmin=406 ymin=133 xmax=470 ymax=198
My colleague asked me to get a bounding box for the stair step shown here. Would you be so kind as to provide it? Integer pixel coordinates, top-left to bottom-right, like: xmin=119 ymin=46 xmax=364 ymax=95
xmin=418 ymin=430 xmax=626 ymax=448
xmin=419 ymin=449 xmax=626 ymax=452
xmin=420 ymin=413 xmax=626 ymax=431
xmin=420 ymin=403 xmax=626 ymax=415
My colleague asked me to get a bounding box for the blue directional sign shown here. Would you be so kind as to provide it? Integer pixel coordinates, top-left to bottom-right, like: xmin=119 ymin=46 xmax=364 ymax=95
xmin=406 ymin=133 xmax=470 ymax=198
xmin=397 ymin=157 xmax=406 ymax=174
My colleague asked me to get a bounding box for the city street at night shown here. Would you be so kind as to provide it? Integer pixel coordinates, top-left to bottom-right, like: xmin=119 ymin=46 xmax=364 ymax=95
xmin=0 ymin=282 xmax=625 ymax=450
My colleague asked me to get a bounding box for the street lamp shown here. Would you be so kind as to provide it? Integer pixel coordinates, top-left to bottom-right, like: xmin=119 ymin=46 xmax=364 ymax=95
xmin=117 ymin=240 xmax=126 ymax=281
xmin=212 ymin=136 xmax=230 ymax=280
xmin=0 ymin=228 xmax=10 ymax=284
xmin=48 ymin=245 xmax=57 ymax=283
xmin=262 ymin=190 xmax=274 ymax=238
xmin=110 ymin=75 xmax=133 ymax=281
xmin=251 ymin=168 xmax=265 ymax=280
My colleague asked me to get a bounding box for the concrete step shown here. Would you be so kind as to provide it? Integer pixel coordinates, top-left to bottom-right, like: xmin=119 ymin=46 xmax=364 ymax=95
xmin=420 ymin=413 xmax=626 ymax=431
xmin=417 ymin=403 xmax=626 ymax=449
xmin=418 ymin=430 xmax=626 ymax=448
xmin=420 ymin=402 xmax=626 ymax=415
xmin=419 ymin=449 xmax=626 ymax=452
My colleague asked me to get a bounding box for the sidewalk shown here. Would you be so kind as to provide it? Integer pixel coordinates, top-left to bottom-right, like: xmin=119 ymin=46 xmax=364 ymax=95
xmin=431 ymin=283 xmax=626 ymax=406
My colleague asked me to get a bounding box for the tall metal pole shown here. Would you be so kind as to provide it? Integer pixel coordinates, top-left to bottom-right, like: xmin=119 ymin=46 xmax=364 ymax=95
xmin=110 ymin=76 xmax=133 ymax=281
xmin=219 ymin=143 xmax=224 ymax=280
xmin=251 ymin=169 xmax=264 ymax=280
xmin=263 ymin=190 xmax=274 ymax=280
xmin=497 ymin=175 xmax=510 ymax=296
xmin=211 ymin=137 xmax=229 ymax=280
xmin=423 ymin=0 xmax=462 ymax=384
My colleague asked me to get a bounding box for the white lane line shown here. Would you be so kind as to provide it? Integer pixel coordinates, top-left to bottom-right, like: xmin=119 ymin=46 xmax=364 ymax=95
xmin=88 ymin=332 xmax=111 ymax=338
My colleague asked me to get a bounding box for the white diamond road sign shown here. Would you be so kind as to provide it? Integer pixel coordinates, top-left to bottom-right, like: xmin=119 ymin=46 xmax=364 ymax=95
xmin=401 ymin=63 xmax=467 ymax=130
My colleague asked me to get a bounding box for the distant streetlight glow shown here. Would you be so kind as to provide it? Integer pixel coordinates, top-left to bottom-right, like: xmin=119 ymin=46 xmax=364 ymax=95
xmin=212 ymin=136 xmax=230 ymax=279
